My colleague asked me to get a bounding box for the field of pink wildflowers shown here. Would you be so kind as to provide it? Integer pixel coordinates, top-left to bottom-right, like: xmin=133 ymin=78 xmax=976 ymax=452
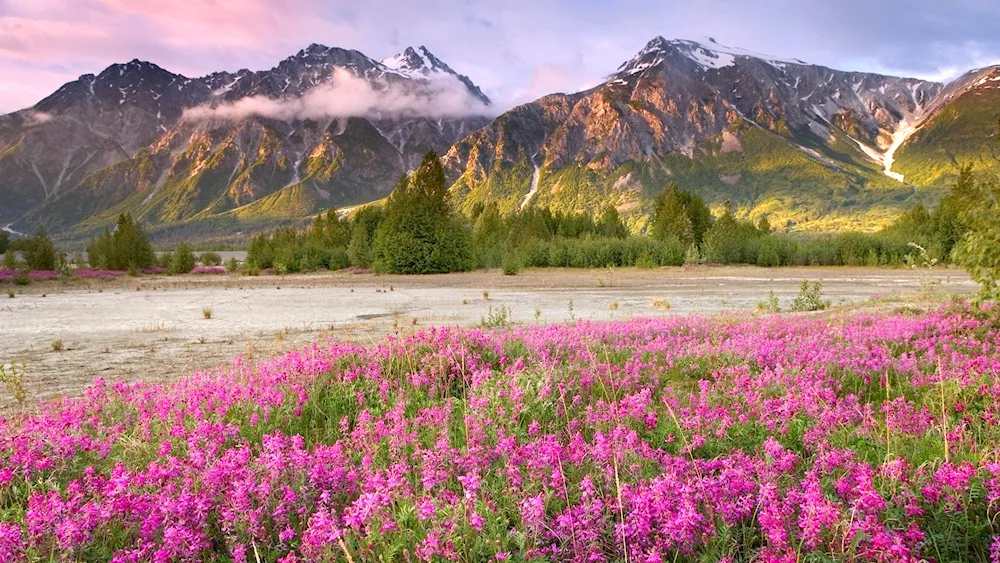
xmin=2 ymin=302 xmax=1000 ymax=562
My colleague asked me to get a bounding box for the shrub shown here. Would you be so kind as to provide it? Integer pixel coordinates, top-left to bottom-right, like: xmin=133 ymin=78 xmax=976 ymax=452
xmin=0 ymin=362 xmax=27 ymax=407
xmin=22 ymin=228 xmax=56 ymax=271
xmin=170 ymin=243 xmax=197 ymax=274
xmin=683 ymin=243 xmax=701 ymax=265
xmin=199 ymin=251 xmax=222 ymax=266
xmin=501 ymin=253 xmax=522 ymax=276
xmin=702 ymin=206 xmax=763 ymax=264
xmin=521 ymin=237 xmax=684 ymax=269
xmin=248 ymin=220 xmax=352 ymax=274
xmin=754 ymin=235 xmax=798 ymax=267
xmin=953 ymin=167 xmax=1000 ymax=300
xmin=347 ymin=207 xmax=384 ymax=268
xmin=479 ymin=304 xmax=512 ymax=329
xmin=790 ymin=281 xmax=828 ymax=312
xmin=225 ymin=258 xmax=240 ymax=273
xmin=757 ymin=289 xmax=781 ymax=313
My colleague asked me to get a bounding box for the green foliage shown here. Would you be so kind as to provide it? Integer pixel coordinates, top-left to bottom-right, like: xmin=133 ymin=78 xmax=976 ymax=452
xmin=501 ymin=253 xmax=522 ymax=276
xmin=683 ymin=243 xmax=702 ymax=265
xmin=955 ymin=170 xmax=1000 ymax=300
xmin=595 ymin=205 xmax=629 ymax=239
xmin=86 ymin=213 xmax=157 ymax=270
xmin=650 ymin=183 xmax=712 ymax=245
xmin=468 ymin=202 xmax=633 ymax=270
xmin=199 ymin=251 xmax=222 ymax=266
xmin=520 ymin=236 xmax=685 ymax=268
xmin=754 ymin=235 xmax=799 ymax=267
xmin=479 ymin=305 xmax=512 ymax=329
xmin=372 ymin=152 xmax=474 ymax=274
xmin=157 ymin=251 xmax=173 ymax=270
xmin=701 ymin=204 xmax=767 ymax=264
xmin=56 ymin=252 xmax=73 ymax=279
xmin=347 ymin=206 xmax=384 ymax=268
xmin=757 ymin=289 xmax=782 ymax=313
xmin=225 ymin=257 xmax=240 ymax=273
xmin=894 ymin=89 xmax=1000 ymax=186
xmin=791 ymin=281 xmax=828 ymax=312
xmin=169 ymin=243 xmax=197 ymax=274
xmin=0 ymin=230 xmax=8 ymax=255
xmin=0 ymin=362 xmax=27 ymax=408
xmin=21 ymin=227 xmax=56 ymax=271
xmin=246 ymin=210 xmax=352 ymax=273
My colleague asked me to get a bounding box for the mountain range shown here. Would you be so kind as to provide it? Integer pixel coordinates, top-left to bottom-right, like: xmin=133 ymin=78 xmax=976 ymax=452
xmin=2 ymin=37 xmax=998 ymax=241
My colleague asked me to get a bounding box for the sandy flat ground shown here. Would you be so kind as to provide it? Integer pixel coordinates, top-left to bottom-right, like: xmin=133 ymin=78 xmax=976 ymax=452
xmin=0 ymin=266 xmax=977 ymax=409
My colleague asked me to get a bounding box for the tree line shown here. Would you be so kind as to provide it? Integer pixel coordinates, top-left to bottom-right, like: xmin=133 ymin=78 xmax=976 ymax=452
xmin=3 ymin=214 xmax=210 ymax=276
xmin=242 ymin=150 xmax=1000 ymax=300
xmin=3 ymin=148 xmax=998 ymax=300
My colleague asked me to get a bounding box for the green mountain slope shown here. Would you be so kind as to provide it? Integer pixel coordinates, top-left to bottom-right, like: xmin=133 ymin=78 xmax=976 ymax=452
xmin=895 ymin=67 xmax=1000 ymax=186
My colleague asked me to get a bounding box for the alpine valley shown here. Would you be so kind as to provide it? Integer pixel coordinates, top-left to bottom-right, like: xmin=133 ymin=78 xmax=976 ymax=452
xmin=2 ymin=36 xmax=999 ymax=241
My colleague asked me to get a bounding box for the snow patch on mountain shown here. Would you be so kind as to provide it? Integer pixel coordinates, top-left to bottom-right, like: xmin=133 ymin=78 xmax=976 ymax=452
xmin=520 ymin=152 xmax=542 ymax=210
xmin=2 ymin=224 xmax=26 ymax=237
xmin=616 ymin=36 xmax=810 ymax=76
xmin=381 ymin=46 xmax=454 ymax=79
xmin=675 ymin=37 xmax=808 ymax=69
xmin=883 ymin=121 xmax=918 ymax=182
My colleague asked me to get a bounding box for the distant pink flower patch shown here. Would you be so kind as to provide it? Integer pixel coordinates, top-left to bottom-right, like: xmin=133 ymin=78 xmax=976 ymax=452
xmin=73 ymin=269 xmax=127 ymax=279
xmin=27 ymin=270 xmax=58 ymax=281
xmin=190 ymin=266 xmax=226 ymax=275
xmin=1 ymin=269 xmax=58 ymax=281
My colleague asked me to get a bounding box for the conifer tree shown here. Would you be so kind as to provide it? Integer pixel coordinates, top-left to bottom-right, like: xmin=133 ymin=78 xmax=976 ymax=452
xmin=372 ymin=151 xmax=473 ymax=274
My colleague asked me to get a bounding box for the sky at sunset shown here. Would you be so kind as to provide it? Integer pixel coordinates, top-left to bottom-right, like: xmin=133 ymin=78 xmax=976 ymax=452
xmin=2 ymin=0 xmax=1000 ymax=113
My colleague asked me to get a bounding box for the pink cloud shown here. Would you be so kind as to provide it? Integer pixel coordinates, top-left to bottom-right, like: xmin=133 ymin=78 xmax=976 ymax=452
xmin=0 ymin=0 xmax=359 ymax=112
xmin=0 ymin=63 xmax=78 ymax=112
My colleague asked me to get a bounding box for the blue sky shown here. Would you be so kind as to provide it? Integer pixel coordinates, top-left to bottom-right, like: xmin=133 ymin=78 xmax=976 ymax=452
xmin=2 ymin=0 xmax=1000 ymax=113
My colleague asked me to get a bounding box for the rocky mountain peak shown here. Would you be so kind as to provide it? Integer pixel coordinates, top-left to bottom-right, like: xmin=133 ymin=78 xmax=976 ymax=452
xmin=614 ymin=35 xmax=810 ymax=80
xmin=381 ymin=46 xmax=456 ymax=78
xmin=967 ymin=66 xmax=1000 ymax=90
xmin=381 ymin=46 xmax=491 ymax=106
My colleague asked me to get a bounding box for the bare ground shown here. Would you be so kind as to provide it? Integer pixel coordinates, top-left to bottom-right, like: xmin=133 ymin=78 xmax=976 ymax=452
xmin=0 ymin=266 xmax=977 ymax=409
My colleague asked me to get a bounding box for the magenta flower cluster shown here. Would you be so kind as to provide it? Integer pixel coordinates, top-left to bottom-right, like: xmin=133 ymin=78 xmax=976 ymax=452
xmin=190 ymin=266 xmax=226 ymax=275
xmin=72 ymin=269 xmax=129 ymax=279
xmin=0 ymin=269 xmax=58 ymax=281
xmin=2 ymin=303 xmax=1000 ymax=561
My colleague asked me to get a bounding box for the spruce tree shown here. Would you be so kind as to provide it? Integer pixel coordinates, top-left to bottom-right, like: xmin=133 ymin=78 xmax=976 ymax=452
xmin=372 ymin=151 xmax=473 ymax=274
xmin=650 ymin=184 xmax=712 ymax=246
xmin=23 ymin=227 xmax=56 ymax=270
xmin=347 ymin=206 xmax=384 ymax=268
xmin=86 ymin=214 xmax=156 ymax=270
